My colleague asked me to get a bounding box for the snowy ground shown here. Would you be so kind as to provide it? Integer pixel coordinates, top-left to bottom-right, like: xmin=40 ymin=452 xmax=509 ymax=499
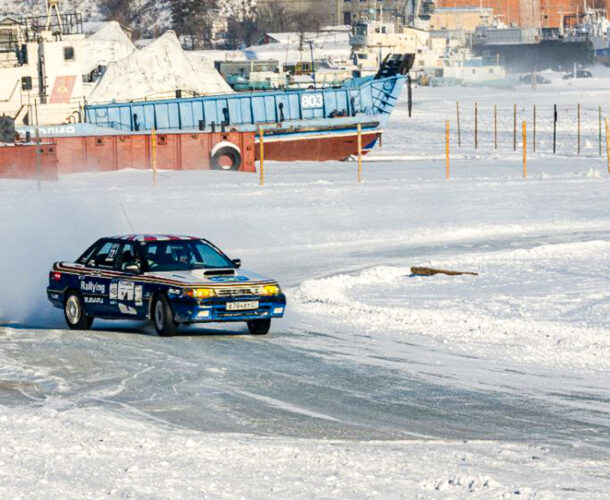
xmin=1 ymin=73 xmax=610 ymax=497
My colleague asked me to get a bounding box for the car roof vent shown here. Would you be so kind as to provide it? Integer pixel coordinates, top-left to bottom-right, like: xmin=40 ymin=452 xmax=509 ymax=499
xmin=204 ymin=269 xmax=236 ymax=276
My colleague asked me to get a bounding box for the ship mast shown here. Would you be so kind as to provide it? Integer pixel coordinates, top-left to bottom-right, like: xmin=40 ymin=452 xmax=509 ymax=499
xmin=45 ymin=0 xmax=63 ymax=32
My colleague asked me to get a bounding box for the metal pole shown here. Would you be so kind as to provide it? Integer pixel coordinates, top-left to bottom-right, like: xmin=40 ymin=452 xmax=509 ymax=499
xmin=259 ymin=126 xmax=265 ymax=186
xmin=445 ymin=120 xmax=450 ymax=179
xmin=309 ymin=41 xmax=316 ymax=90
xmin=606 ymin=118 xmax=610 ymax=174
xmin=357 ymin=123 xmax=363 ymax=183
xmin=599 ymin=106 xmax=602 ymax=156
xmin=474 ymin=102 xmax=478 ymax=150
xmin=553 ymin=104 xmax=557 ymax=154
xmin=407 ymin=75 xmax=413 ymax=118
xmin=522 ymin=120 xmax=527 ymax=178
xmin=494 ymin=104 xmax=497 ymax=150
xmin=513 ymin=103 xmax=517 ymax=152
xmin=456 ymin=101 xmax=461 ymax=148
xmin=35 ymin=128 xmax=41 ymax=191
xmin=533 ymin=104 xmax=537 ymax=153
xmin=577 ymin=103 xmax=581 ymax=156
xmin=151 ymin=128 xmax=157 ymax=188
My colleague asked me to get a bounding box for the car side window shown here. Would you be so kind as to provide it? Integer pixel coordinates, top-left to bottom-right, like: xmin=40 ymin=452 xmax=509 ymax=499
xmin=78 ymin=240 xmax=104 ymax=266
xmin=115 ymin=243 xmax=138 ymax=272
xmin=91 ymin=241 xmax=121 ymax=269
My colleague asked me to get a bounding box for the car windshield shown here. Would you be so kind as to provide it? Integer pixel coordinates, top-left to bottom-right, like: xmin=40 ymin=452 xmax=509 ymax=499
xmin=143 ymin=240 xmax=233 ymax=272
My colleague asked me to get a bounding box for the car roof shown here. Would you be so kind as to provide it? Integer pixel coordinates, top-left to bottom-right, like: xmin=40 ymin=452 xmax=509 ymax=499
xmin=108 ymin=234 xmax=202 ymax=242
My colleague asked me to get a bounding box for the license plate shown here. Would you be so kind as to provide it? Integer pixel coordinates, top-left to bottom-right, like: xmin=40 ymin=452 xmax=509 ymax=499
xmin=226 ymin=301 xmax=259 ymax=311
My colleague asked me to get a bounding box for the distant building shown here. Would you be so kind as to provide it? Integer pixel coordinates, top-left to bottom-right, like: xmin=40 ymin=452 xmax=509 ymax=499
xmin=436 ymin=0 xmax=610 ymax=29
xmin=428 ymin=7 xmax=493 ymax=31
xmin=257 ymin=0 xmax=411 ymax=26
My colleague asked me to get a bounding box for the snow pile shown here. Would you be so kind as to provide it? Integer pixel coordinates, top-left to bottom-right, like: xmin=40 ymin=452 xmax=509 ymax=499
xmin=0 ymin=404 xmax=606 ymax=498
xmin=87 ymin=31 xmax=233 ymax=104
xmin=83 ymin=21 xmax=135 ymax=74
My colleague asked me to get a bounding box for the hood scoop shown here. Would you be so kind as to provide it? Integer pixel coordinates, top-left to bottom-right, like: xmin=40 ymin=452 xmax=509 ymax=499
xmin=203 ymin=268 xmax=236 ymax=276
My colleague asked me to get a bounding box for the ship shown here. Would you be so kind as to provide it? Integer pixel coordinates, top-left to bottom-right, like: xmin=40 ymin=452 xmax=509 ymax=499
xmin=472 ymin=7 xmax=610 ymax=72
xmin=35 ymin=54 xmax=413 ymax=174
xmin=1 ymin=2 xmax=414 ymax=178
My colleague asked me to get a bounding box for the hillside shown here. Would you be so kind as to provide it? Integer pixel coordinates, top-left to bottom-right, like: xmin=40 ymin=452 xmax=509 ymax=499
xmin=0 ymin=0 xmax=172 ymax=34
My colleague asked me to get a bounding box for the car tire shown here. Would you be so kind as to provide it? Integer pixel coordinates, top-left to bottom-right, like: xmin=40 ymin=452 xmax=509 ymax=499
xmin=153 ymin=294 xmax=178 ymax=337
xmin=64 ymin=291 xmax=94 ymax=330
xmin=247 ymin=318 xmax=271 ymax=335
xmin=210 ymin=146 xmax=241 ymax=171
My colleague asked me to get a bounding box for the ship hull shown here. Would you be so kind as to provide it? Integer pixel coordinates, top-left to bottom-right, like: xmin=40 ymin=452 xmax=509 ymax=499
xmin=15 ymin=125 xmax=381 ymax=176
xmin=474 ymin=40 xmax=594 ymax=72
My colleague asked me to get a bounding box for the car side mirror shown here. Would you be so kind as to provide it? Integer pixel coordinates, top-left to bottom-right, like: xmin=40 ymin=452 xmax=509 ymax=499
xmin=125 ymin=263 xmax=141 ymax=274
xmin=232 ymin=259 xmax=242 ymax=269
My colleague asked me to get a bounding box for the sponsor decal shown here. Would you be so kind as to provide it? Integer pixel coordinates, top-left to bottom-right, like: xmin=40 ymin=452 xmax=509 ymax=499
xmin=134 ymin=285 xmax=143 ymax=306
xmin=118 ymin=303 xmax=137 ymax=315
xmin=85 ymin=297 xmax=104 ymax=305
xmin=109 ymin=282 xmax=118 ymax=300
xmin=50 ymin=293 xmax=60 ymax=300
xmin=209 ymin=276 xmax=249 ymax=283
xmin=168 ymin=288 xmax=182 ymax=295
xmin=81 ymin=281 xmax=105 ymax=294
xmin=118 ymin=281 xmax=134 ymax=301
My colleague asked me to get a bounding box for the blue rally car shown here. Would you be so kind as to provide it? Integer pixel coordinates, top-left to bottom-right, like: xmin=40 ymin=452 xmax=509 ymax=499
xmin=47 ymin=235 xmax=286 ymax=336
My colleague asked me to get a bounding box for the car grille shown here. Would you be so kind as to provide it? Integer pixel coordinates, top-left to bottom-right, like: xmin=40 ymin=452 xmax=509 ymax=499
xmin=214 ymin=287 xmax=260 ymax=298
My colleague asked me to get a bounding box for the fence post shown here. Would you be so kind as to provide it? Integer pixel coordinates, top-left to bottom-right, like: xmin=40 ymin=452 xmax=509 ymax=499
xmin=35 ymin=128 xmax=41 ymax=191
xmin=599 ymin=106 xmax=602 ymax=156
xmin=533 ymin=105 xmax=537 ymax=153
xmin=522 ymin=120 xmax=527 ymax=178
xmin=357 ymin=123 xmax=363 ymax=183
xmin=456 ymin=101 xmax=461 ymax=147
xmin=577 ymin=103 xmax=581 ymax=156
xmin=494 ymin=104 xmax=497 ymax=150
xmin=553 ymin=104 xmax=557 ymax=154
xmin=259 ymin=126 xmax=265 ymax=186
xmin=445 ymin=120 xmax=450 ymax=179
xmin=513 ymin=104 xmax=517 ymax=152
xmin=606 ymin=118 xmax=609 ymax=174
xmin=474 ymin=102 xmax=478 ymax=150
xmin=151 ymin=128 xmax=157 ymax=188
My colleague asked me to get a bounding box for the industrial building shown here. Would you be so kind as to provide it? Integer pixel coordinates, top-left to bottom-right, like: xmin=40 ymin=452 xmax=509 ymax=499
xmin=436 ymin=1 xmax=610 ymax=29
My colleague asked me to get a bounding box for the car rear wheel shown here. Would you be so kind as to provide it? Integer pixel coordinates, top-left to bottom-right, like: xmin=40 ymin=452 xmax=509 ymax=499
xmin=64 ymin=291 xmax=94 ymax=330
xmin=247 ymin=318 xmax=271 ymax=335
xmin=153 ymin=295 xmax=178 ymax=337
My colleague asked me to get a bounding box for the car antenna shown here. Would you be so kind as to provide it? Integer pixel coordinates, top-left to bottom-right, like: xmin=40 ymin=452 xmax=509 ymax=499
xmin=120 ymin=203 xmax=136 ymax=233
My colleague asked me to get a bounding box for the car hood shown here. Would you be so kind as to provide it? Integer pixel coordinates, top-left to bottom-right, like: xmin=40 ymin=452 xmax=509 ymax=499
xmin=142 ymin=268 xmax=274 ymax=286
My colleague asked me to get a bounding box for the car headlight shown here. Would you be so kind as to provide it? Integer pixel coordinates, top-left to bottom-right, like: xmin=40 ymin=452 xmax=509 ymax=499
xmin=262 ymin=284 xmax=281 ymax=296
xmin=185 ymin=288 xmax=216 ymax=299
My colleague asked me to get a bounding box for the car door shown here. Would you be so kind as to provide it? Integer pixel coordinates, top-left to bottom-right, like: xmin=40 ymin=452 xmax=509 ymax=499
xmin=109 ymin=242 xmax=147 ymax=318
xmin=79 ymin=239 xmax=120 ymax=316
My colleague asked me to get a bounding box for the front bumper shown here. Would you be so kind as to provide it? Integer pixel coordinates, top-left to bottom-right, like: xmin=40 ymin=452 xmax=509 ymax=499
xmin=170 ymin=294 xmax=287 ymax=323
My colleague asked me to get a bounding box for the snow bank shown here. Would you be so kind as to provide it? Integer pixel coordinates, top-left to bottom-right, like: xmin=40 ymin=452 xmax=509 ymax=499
xmin=0 ymin=404 xmax=606 ymax=498
xmin=87 ymin=31 xmax=233 ymax=104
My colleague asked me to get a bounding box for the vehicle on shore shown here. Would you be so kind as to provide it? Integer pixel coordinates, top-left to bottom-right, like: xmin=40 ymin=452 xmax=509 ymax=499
xmin=47 ymin=235 xmax=286 ymax=336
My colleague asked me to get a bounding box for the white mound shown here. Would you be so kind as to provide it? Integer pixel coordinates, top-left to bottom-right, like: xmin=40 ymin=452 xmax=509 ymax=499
xmin=84 ymin=21 xmax=135 ymax=74
xmin=88 ymin=31 xmax=233 ymax=104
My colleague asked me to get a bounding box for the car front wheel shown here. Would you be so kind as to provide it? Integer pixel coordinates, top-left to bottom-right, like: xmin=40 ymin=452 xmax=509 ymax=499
xmin=64 ymin=291 xmax=94 ymax=330
xmin=247 ymin=318 xmax=271 ymax=335
xmin=153 ymin=295 xmax=178 ymax=337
